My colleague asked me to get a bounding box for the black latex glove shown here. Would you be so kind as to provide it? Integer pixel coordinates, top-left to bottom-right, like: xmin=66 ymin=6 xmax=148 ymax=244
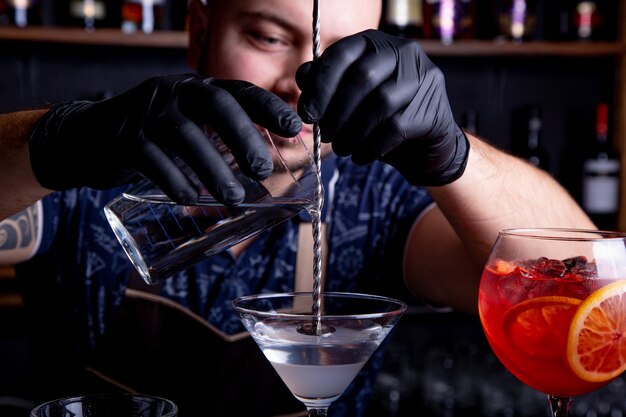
xmin=296 ymin=29 xmax=469 ymax=186
xmin=29 ymin=74 xmax=302 ymax=205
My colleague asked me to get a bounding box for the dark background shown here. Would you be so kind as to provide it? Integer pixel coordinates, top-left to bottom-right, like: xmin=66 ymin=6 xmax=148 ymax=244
xmin=0 ymin=0 xmax=623 ymax=414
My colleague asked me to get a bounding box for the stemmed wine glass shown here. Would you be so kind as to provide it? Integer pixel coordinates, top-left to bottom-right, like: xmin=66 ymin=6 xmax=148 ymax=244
xmin=232 ymin=291 xmax=406 ymax=417
xmin=478 ymin=228 xmax=626 ymax=416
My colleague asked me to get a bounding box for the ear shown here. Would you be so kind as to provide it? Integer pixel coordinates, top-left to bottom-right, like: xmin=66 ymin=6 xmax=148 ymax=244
xmin=187 ymin=0 xmax=211 ymax=72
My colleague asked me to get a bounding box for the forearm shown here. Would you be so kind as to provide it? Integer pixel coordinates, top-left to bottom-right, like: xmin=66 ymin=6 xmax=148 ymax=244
xmin=428 ymin=132 xmax=594 ymax=267
xmin=0 ymin=109 xmax=51 ymax=220
xmin=405 ymin=133 xmax=594 ymax=313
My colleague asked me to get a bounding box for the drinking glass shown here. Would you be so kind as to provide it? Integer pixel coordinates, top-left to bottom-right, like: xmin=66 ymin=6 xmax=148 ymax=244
xmin=478 ymin=228 xmax=626 ymax=416
xmin=104 ymin=129 xmax=317 ymax=285
xmin=30 ymin=394 xmax=178 ymax=417
xmin=232 ymin=291 xmax=407 ymax=417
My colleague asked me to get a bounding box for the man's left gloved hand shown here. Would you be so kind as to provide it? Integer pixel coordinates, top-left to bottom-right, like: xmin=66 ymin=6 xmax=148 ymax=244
xmin=29 ymin=74 xmax=301 ymax=205
xmin=296 ymin=29 xmax=469 ymax=186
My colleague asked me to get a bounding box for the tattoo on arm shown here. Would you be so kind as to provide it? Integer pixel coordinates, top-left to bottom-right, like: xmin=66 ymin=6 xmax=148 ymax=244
xmin=0 ymin=201 xmax=42 ymax=264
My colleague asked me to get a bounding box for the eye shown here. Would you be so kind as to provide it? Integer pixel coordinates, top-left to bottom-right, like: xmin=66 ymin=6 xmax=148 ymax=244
xmin=247 ymin=30 xmax=289 ymax=50
xmin=256 ymin=33 xmax=281 ymax=45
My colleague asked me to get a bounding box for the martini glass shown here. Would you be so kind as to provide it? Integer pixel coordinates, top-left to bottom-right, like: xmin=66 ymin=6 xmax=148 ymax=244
xmin=231 ymin=291 xmax=406 ymax=416
xmin=478 ymin=228 xmax=626 ymax=416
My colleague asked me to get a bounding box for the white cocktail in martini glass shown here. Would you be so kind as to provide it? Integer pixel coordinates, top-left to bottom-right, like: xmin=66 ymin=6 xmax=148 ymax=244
xmin=232 ymin=291 xmax=406 ymax=416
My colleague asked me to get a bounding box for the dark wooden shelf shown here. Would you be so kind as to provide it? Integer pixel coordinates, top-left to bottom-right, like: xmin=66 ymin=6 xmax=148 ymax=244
xmin=0 ymin=26 xmax=624 ymax=57
xmin=419 ymin=39 xmax=626 ymax=57
xmin=0 ymin=26 xmax=188 ymax=49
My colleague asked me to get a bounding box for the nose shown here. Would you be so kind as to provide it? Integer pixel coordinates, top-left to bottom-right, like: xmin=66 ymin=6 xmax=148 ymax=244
xmin=274 ymin=72 xmax=300 ymax=108
xmin=274 ymin=47 xmax=313 ymax=109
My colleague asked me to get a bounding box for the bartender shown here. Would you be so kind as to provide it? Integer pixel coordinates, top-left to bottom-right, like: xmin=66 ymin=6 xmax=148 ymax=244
xmin=0 ymin=0 xmax=593 ymax=416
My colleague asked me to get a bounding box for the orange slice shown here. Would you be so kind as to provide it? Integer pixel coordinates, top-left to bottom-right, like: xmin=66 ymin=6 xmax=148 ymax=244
xmin=567 ymin=281 xmax=626 ymax=382
xmin=503 ymin=296 xmax=581 ymax=359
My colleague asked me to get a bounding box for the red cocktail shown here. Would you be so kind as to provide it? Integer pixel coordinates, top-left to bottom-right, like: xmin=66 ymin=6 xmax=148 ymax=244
xmin=478 ymin=229 xmax=626 ymax=416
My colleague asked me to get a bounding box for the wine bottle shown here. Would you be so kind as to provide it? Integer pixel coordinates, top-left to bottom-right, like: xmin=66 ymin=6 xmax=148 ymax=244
xmin=582 ymin=102 xmax=620 ymax=230
xmin=381 ymin=0 xmax=423 ymax=38
xmin=522 ymin=105 xmax=550 ymax=171
xmin=512 ymin=104 xmax=550 ymax=172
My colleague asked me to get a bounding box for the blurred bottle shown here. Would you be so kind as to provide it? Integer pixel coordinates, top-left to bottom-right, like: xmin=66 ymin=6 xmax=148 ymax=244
xmin=60 ymin=0 xmax=120 ymax=29
xmin=121 ymin=0 xmax=168 ymax=33
xmin=7 ymin=0 xmax=42 ymax=27
xmin=522 ymin=106 xmax=550 ymax=171
xmin=422 ymin=0 xmax=476 ymax=44
xmin=381 ymin=0 xmax=423 ymax=38
xmin=545 ymin=0 xmax=613 ymax=41
xmin=10 ymin=0 xmax=28 ymax=27
xmin=512 ymin=104 xmax=550 ymax=172
xmin=581 ymin=102 xmax=620 ymax=230
xmin=572 ymin=0 xmax=604 ymax=40
xmin=492 ymin=0 xmax=537 ymax=42
xmin=72 ymin=0 xmax=102 ymax=31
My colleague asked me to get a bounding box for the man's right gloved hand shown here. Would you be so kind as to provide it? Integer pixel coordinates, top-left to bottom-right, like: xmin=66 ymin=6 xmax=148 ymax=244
xmin=296 ymin=30 xmax=468 ymax=187
xmin=29 ymin=74 xmax=302 ymax=205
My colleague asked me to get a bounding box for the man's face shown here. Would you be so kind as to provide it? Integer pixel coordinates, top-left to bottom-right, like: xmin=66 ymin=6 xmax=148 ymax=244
xmin=195 ymin=0 xmax=382 ymax=161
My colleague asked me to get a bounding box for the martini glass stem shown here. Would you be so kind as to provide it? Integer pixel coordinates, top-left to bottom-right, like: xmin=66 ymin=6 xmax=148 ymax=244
xmin=548 ymin=395 xmax=573 ymax=417
xmin=307 ymin=407 xmax=328 ymax=416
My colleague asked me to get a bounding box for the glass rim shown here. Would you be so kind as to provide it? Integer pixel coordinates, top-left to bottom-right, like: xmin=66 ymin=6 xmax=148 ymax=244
xmin=30 ymin=394 xmax=178 ymax=417
xmin=499 ymin=227 xmax=626 ymax=241
xmin=231 ymin=291 xmax=407 ymax=320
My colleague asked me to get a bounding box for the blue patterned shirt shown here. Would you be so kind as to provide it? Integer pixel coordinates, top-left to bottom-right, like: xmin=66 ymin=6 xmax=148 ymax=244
xmin=18 ymin=155 xmax=432 ymax=417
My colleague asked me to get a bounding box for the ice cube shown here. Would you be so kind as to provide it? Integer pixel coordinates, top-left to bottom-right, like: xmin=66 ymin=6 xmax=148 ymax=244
xmin=529 ymin=257 xmax=566 ymax=278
